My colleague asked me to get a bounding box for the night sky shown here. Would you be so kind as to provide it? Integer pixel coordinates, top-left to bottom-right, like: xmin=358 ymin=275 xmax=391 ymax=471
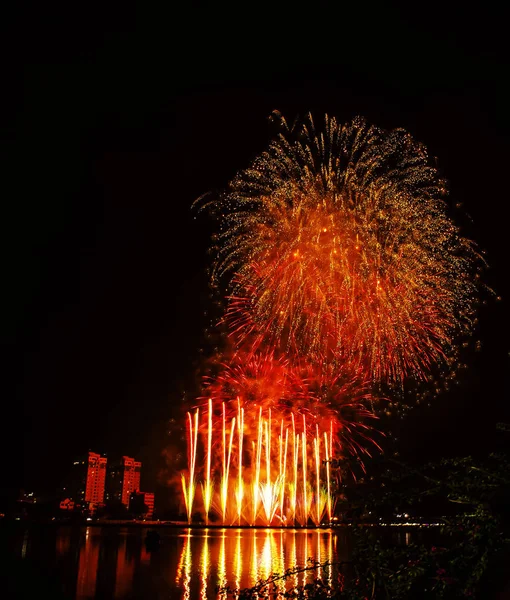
xmin=4 ymin=4 xmax=509 ymax=504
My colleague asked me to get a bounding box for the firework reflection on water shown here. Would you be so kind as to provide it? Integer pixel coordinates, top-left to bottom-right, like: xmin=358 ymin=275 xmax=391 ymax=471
xmin=176 ymin=528 xmax=345 ymax=600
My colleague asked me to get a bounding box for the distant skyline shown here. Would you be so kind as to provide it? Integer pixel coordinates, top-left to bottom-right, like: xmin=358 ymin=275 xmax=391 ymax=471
xmin=5 ymin=4 xmax=509 ymax=506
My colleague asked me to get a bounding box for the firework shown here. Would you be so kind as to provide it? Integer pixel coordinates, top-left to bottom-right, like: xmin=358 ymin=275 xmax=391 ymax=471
xmin=198 ymin=113 xmax=482 ymax=385
xmin=180 ymin=112 xmax=483 ymax=524
xmin=177 ymin=348 xmax=381 ymax=524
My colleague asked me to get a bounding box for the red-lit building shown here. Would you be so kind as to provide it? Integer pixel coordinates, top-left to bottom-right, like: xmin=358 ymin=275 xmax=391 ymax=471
xmin=106 ymin=456 xmax=141 ymax=506
xmin=121 ymin=457 xmax=141 ymax=505
xmin=84 ymin=452 xmax=107 ymax=506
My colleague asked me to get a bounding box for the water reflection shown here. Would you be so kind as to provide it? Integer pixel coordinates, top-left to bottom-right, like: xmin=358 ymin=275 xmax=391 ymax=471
xmin=176 ymin=531 xmax=193 ymax=599
xmin=200 ymin=534 xmax=209 ymax=600
xmin=13 ymin=525 xmax=348 ymax=600
xmin=173 ymin=528 xmax=342 ymax=598
xmin=114 ymin=537 xmax=133 ymax=598
xmin=76 ymin=529 xmax=100 ymax=598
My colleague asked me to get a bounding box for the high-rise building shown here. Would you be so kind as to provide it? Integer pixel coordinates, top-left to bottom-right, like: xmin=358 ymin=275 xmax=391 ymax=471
xmin=60 ymin=451 xmax=106 ymax=510
xmin=84 ymin=452 xmax=107 ymax=505
xmin=106 ymin=456 xmax=141 ymax=506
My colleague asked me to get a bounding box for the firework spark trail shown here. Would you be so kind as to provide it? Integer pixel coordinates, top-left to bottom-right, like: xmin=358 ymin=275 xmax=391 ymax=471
xmin=252 ymin=407 xmax=263 ymax=525
xmin=220 ymin=404 xmax=236 ymax=524
xmin=324 ymin=430 xmax=331 ymax=522
xmin=181 ymin=410 xmax=199 ymax=524
xmin=260 ymin=416 xmax=276 ymax=525
xmin=201 ymin=399 xmax=213 ymax=525
xmin=222 ymin=402 xmax=226 ymax=515
xmin=290 ymin=414 xmax=298 ymax=524
xmin=279 ymin=424 xmax=288 ymax=524
xmin=301 ymin=425 xmax=308 ymax=526
xmin=314 ymin=428 xmax=321 ymax=526
xmin=236 ymin=399 xmax=244 ymax=526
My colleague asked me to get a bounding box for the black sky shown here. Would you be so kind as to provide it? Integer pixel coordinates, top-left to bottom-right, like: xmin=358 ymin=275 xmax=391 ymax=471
xmin=3 ymin=3 xmax=509 ymax=499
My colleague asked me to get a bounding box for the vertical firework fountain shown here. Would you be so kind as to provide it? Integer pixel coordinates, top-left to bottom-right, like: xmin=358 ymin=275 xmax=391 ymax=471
xmin=181 ymin=400 xmax=333 ymax=526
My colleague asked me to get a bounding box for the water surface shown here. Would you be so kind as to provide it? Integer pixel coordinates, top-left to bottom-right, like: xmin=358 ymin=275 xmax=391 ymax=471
xmin=4 ymin=524 xmax=359 ymax=599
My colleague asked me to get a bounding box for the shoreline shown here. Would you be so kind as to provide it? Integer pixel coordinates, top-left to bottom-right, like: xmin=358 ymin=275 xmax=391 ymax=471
xmin=1 ymin=519 xmax=441 ymax=529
